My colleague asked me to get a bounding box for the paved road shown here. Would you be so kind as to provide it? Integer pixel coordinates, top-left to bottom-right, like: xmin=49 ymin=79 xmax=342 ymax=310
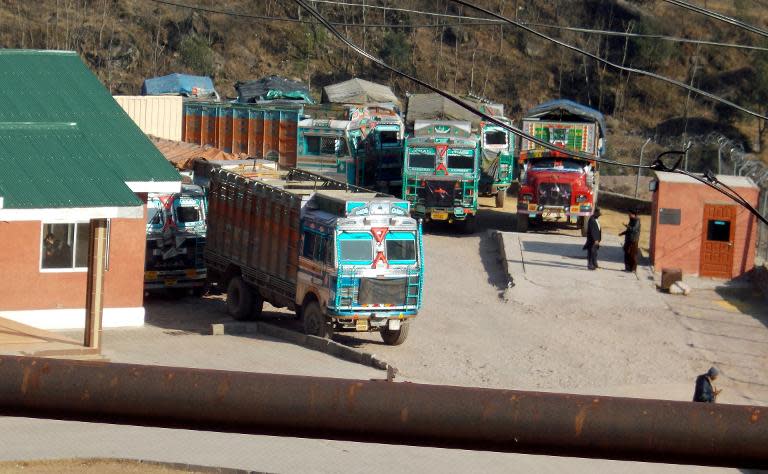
xmin=0 ymin=204 xmax=764 ymax=472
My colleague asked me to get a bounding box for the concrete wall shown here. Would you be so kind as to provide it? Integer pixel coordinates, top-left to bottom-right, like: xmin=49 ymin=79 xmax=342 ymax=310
xmin=650 ymin=181 xmax=759 ymax=278
xmin=0 ymin=216 xmax=146 ymax=326
xmin=114 ymin=95 xmax=183 ymax=141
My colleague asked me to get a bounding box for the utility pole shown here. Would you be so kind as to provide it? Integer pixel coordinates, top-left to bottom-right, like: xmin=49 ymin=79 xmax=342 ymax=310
xmin=84 ymin=218 xmax=108 ymax=350
xmin=635 ymin=138 xmax=651 ymax=198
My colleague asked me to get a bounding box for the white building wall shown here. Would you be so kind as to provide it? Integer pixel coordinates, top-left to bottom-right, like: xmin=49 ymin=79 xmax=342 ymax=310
xmin=114 ymin=95 xmax=183 ymax=141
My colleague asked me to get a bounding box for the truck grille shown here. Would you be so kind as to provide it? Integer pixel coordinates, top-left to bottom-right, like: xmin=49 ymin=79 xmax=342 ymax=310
xmin=418 ymin=180 xmax=458 ymax=208
xmin=537 ymin=183 xmax=571 ymax=207
xmin=358 ymin=278 xmax=407 ymax=306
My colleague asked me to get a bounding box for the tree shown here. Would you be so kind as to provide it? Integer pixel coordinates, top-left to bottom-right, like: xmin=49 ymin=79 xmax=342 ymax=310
xmin=179 ymin=34 xmax=214 ymax=76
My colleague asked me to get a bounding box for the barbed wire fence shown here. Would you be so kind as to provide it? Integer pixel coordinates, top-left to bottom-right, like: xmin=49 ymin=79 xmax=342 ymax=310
xmin=644 ymin=133 xmax=768 ymax=264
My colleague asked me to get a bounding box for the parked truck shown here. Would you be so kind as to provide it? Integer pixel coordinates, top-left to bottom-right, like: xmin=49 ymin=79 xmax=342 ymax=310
xmin=145 ymin=184 xmax=208 ymax=293
xmin=402 ymin=120 xmax=480 ymax=233
xmin=516 ymin=99 xmax=605 ymax=234
xmin=204 ymin=168 xmax=424 ymax=345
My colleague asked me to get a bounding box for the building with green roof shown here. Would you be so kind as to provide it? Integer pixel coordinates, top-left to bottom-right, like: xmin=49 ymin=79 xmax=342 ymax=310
xmin=0 ymin=50 xmax=181 ymax=330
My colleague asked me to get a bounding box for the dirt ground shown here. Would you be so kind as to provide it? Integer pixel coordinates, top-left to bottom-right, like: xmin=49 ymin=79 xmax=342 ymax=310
xmin=0 ymin=459 xmax=210 ymax=473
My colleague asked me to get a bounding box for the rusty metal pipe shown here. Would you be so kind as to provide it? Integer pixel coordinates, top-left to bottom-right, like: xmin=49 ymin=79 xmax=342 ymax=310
xmin=0 ymin=356 xmax=764 ymax=468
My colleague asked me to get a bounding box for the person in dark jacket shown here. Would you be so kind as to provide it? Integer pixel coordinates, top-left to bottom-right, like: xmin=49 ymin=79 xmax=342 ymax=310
xmin=619 ymin=209 xmax=641 ymax=272
xmin=693 ymin=366 xmax=721 ymax=403
xmin=583 ymin=208 xmax=602 ymax=270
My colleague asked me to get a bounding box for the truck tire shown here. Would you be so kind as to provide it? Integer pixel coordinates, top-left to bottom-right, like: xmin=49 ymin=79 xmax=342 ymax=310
xmin=460 ymin=215 xmax=477 ymax=234
xmin=226 ymin=276 xmax=254 ymax=321
xmin=495 ymin=190 xmax=506 ymax=208
xmin=380 ymin=321 xmax=410 ymax=346
xmin=302 ymin=301 xmax=332 ymax=338
xmin=516 ymin=214 xmax=529 ymax=233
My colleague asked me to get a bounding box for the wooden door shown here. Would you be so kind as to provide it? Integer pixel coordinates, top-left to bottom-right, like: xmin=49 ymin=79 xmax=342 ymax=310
xmin=700 ymin=204 xmax=736 ymax=278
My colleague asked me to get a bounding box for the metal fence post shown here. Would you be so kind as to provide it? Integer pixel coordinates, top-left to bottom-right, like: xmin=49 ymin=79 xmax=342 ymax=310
xmin=635 ymin=138 xmax=651 ymax=198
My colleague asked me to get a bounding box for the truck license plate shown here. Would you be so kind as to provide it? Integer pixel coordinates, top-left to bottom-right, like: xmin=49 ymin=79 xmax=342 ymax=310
xmin=164 ymin=279 xmax=177 ymax=287
xmin=431 ymin=211 xmax=449 ymax=221
xmin=388 ymin=319 xmax=401 ymax=331
xmin=355 ymin=319 xmax=369 ymax=331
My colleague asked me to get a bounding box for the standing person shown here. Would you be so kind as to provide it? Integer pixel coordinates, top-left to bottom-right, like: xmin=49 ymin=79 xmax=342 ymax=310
xmin=583 ymin=208 xmax=602 ymax=270
xmin=693 ymin=366 xmax=721 ymax=403
xmin=619 ymin=209 xmax=641 ymax=272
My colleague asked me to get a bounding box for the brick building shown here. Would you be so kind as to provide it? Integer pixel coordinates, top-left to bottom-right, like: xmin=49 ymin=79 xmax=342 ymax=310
xmin=650 ymin=172 xmax=759 ymax=279
xmin=0 ymin=50 xmax=180 ymax=329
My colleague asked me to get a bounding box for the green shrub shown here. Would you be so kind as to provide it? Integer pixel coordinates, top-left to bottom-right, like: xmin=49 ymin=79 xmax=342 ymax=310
xmin=179 ymin=35 xmax=214 ymax=76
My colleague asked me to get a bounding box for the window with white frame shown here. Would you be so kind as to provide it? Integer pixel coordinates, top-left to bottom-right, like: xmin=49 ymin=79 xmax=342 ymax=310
xmin=41 ymin=222 xmax=94 ymax=270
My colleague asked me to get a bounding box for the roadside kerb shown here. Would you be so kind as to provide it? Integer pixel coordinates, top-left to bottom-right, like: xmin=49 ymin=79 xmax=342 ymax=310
xmin=210 ymin=321 xmax=391 ymax=372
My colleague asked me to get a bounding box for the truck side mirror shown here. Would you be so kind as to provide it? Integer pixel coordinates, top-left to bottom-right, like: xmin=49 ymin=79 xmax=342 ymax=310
xmin=649 ymin=180 xmax=658 ymax=192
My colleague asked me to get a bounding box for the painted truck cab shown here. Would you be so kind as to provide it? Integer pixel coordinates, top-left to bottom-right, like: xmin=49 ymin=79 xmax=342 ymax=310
xmin=297 ymin=192 xmax=423 ymax=342
xmin=297 ymin=118 xmax=355 ymax=184
xmin=479 ymin=120 xmax=516 ymax=207
xmin=347 ymin=115 xmax=405 ymax=194
xmin=402 ymin=120 xmax=480 ymax=233
xmin=144 ymin=185 xmax=207 ymax=291
xmin=516 ymin=99 xmax=605 ymax=234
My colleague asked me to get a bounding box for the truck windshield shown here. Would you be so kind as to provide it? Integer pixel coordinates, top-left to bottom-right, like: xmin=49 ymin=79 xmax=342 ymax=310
xmin=339 ymin=233 xmax=373 ymax=263
xmin=529 ymin=158 xmax=586 ymax=171
xmin=386 ymin=232 xmax=417 ymax=262
xmin=146 ymin=205 xmax=163 ymax=226
xmin=485 ymin=130 xmax=507 ymax=146
xmin=176 ymin=205 xmax=202 ymax=224
xmin=408 ymin=152 xmax=436 ymax=169
xmin=447 ymin=150 xmax=474 ymax=170
xmin=379 ymin=130 xmax=399 ymax=145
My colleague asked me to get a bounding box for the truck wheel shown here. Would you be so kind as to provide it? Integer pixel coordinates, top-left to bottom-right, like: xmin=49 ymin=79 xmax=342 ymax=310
xmin=495 ymin=190 xmax=506 ymax=208
xmin=380 ymin=321 xmax=410 ymax=346
xmin=226 ymin=276 xmax=254 ymax=321
xmin=302 ymin=301 xmax=331 ymax=338
xmin=516 ymin=214 xmax=529 ymax=233
xmin=579 ymin=216 xmax=589 ymax=237
xmin=460 ymin=216 xmax=477 ymax=234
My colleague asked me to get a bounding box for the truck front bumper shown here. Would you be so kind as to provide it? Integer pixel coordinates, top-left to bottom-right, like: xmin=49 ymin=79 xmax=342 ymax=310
xmin=517 ymin=203 xmax=592 ymax=217
xmin=145 ymin=269 xmax=207 ymax=289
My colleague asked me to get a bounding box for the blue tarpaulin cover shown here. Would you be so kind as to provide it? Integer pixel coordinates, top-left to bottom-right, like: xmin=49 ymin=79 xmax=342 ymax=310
xmin=142 ymin=73 xmax=218 ymax=98
xmin=525 ymin=99 xmax=607 ymax=140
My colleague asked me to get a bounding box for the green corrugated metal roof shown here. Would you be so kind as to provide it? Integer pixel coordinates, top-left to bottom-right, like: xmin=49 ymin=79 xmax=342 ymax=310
xmin=0 ymin=126 xmax=141 ymax=208
xmin=0 ymin=50 xmax=179 ymax=209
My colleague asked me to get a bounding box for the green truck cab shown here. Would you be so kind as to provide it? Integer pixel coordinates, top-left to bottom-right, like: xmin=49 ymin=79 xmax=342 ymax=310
xmin=402 ymin=120 xmax=480 ymax=233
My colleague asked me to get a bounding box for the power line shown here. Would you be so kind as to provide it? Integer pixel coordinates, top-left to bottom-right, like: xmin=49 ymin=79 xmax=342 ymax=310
xmin=291 ymin=0 xmax=648 ymax=169
xmin=662 ymin=0 xmax=768 ymax=39
xmin=150 ymin=0 xmax=768 ymax=51
xmin=449 ymin=0 xmax=768 ymax=121
xmin=292 ymin=0 xmax=768 ymax=226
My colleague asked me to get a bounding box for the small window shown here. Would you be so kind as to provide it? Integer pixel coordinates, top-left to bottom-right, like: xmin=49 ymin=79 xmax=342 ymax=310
xmin=41 ymin=222 xmax=96 ymax=270
xmin=706 ymin=220 xmax=731 ymax=242
xmin=379 ymin=131 xmax=399 ymax=144
xmin=302 ymin=231 xmax=317 ymax=259
xmin=176 ymin=206 xmax=201 ymax=223
xmin=447 ymin=154 xmax=474 ymax=170
xmin=409 ymin=153 xmax=436 ymax=169
xmin=305 ymin=136 xmax=321 ymax=155
xmin=386 ymin=239 xmax=416 ymax=262
xmin=485 ymin=131 xmax=507 ymax=146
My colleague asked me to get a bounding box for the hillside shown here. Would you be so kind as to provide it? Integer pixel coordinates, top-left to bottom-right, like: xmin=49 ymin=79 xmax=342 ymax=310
xmin=2 ymin=0 xmax=768 ymax=172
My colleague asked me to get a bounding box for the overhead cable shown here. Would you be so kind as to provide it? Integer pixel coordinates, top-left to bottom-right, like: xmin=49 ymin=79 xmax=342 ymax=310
xmin=290 ymin=0 xmax=647 ymax=168
xmin=662 ymin=0 xmax=768 ymax=39
xmin=448 ymin=0 xmax=768 ymax=122
xmin=150 ymin=0 xmax=768 ymax=51
xmin=292 ymin=0 xmax=768 ymax=225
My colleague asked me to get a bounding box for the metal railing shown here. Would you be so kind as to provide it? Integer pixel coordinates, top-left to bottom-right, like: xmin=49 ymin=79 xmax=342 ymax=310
xmin=0 ymin=355 xmax=765 ymax=468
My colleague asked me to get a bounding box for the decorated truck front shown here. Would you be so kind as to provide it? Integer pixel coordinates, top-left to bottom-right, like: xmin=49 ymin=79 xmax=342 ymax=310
xmin=347 ymin=114 xmax=405 ymax=194
xmin=205 ymin=168 xmax=423 ymax=345
xmin=145 ymin=184 xmax=207 ymax=292
xmin=297 ymin=118 xmax=355 ymax=184
xmin=478 ymin=119 xmax=515 ymax=208
xmin=402 ymin=121 xmax=480 ymax=233
xmin=516 ymin=100 xmax=605 ymax=234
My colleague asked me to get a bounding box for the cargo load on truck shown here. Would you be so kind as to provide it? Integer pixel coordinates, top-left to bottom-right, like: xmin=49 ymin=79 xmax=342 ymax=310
xmin=142 ymin=73 xmax=219 ymax=100
xmin=205 ymin=168 xmax=424 ymax=345
xmin=322 ymin=78 xmax=402 ymax=110
xmin=235 ymin=75 xmax=314 ymax=104
xmin=406 ymin=93 xmax=514 ymax=208
xmin=402 ymin=120 xmax=480 ymax=233
xmin=145 ymin=184 xmax=208 ymax=293
xmin=517 ymin=99 xmax=606 ymax=234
